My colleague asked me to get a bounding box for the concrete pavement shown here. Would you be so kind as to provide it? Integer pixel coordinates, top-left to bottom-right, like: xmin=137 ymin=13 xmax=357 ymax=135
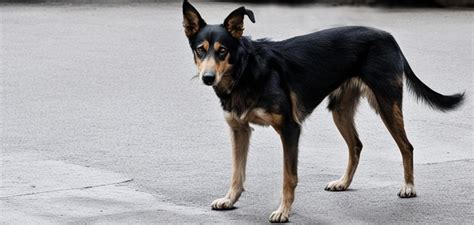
xmin=1 ymin=2 xmax=473 ymax=223
xmin=1 ymin=153 xmax=228 ymax=224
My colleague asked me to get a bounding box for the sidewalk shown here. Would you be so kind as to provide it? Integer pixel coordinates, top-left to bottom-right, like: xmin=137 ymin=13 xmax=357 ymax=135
xmin=0 ymin=153 xmax=226 ymax=224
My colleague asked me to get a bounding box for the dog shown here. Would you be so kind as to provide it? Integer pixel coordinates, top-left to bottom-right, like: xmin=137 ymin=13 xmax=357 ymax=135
xmin=182 ymin=0 xmax=464 ymax=222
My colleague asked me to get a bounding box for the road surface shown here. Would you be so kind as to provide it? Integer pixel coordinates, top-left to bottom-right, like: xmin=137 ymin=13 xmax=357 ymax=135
xmin=1 ymin=2 xmax=473 ymax=223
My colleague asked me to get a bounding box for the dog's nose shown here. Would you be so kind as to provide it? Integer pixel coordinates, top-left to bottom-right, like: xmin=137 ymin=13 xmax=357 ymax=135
xmin=202 ymin=72 xmax=215 ymax=86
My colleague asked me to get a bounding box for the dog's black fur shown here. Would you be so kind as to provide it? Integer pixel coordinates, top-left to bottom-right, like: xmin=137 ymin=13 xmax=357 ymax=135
xmin=183 ymin=0 xmax=464 ymax=222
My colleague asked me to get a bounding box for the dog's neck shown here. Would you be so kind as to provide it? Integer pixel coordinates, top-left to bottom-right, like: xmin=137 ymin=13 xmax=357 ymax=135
xmin=214 ymin=38 xmax=286 ymax=116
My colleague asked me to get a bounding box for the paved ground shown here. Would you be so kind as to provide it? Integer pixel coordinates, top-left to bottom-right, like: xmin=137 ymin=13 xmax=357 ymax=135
xmin=1 ymin=2 xmax=473 ymax=224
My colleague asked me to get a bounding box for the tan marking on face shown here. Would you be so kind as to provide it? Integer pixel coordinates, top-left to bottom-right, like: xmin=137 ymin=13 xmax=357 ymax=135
xmin=214 ymin=42 xmax=232 ymax=82
xmin=215 ymin=71 xmax=234 ymax=94
xmin=194 ymin=40 xmax=208 ymax=67
xmin=213 ymin=42 xmax=233 ymax=90
xmin=194 ymin=41 xmax=233 ymax=87
xmin=193 ymin=51 xmax=201 ymax=66
xmin=196 ymin=41 xmax=215 ymax=81
xmin=213 ymin=42 xmax=221 ymax=52
xmin=202 ymin=40 xmax=209 ymax=51
xmin=215 ymin=54 xmax=232 ymax=83
xmin=198 ymin=56 xmax=216 ymax=80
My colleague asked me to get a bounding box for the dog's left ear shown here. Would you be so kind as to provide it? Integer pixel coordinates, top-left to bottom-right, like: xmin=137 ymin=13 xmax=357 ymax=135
xmin=183 ymin=0 xmax=206 ymax=38
xmin=223 ymin=7 xmax=255 ymax=39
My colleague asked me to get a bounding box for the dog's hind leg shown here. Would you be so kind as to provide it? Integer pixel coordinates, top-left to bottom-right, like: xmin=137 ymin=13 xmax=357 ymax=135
xmin=377 ymin=97 xmax=416 ymax=198
xmin=360 ymin=40 xmax=416 ymax=198
xmin=211 ymin=112 xmax=251 ymax=210
xmin=269 ymin=120 xmax=300 ymax=223
xmin=325 ymin=82 xmax=363 ymax=191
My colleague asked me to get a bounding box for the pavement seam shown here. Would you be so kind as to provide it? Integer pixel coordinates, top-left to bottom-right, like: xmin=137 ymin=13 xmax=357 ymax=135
xmin=417 ymin=158 xmax=473 ymax=165
xmin=0 ymin=179 xmax=134 ymax=199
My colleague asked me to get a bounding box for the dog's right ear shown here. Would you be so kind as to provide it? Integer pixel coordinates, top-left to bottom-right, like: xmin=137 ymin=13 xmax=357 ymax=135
xmin=183 ymin=0 xmax=206 ymax=38
xmin=223 ymin=7 xmax=255 ymax=39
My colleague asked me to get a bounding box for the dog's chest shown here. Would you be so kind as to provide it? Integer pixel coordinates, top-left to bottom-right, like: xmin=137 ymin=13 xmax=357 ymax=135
xmin=225 ymin=108 xmax=282 ymax=128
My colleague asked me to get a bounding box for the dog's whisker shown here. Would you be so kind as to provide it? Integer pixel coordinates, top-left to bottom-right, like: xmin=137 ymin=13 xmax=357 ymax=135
xmin=190 ymin=74 xmax=199 ymax=81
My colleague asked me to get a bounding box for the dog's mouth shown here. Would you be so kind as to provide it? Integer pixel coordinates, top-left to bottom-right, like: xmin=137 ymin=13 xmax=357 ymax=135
xmin=191 ymin=74 xmax=216 ymax=86
xmin=195 ymin=71 xmax=232 ymax=89
xmin=203 ymin=80 xmax=214 ymax=86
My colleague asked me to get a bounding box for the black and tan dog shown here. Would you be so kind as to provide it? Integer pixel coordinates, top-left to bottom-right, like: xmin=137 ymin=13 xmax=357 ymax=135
xmin=182 ymin=0 xmax=464 ymax=222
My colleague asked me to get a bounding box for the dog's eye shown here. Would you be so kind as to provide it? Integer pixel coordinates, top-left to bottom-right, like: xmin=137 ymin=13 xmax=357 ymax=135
xmin=218 ymin=47 xmax=227 ymax=57
xmin=196 ymin=46 xmax=206 ymax=57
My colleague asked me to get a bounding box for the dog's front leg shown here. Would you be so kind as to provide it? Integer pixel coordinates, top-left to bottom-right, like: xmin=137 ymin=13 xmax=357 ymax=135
xmin=211 ymin=113 xmax=251 ymax=210
xmin=269 ymin=121 xmax=300 ymax=223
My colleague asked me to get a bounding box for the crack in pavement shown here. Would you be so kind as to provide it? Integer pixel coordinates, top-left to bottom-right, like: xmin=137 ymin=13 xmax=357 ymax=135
xmin=418 ymin=158 xmax=473 ymax=165
xmin=0 ymin=179 xmax=134 ymax=199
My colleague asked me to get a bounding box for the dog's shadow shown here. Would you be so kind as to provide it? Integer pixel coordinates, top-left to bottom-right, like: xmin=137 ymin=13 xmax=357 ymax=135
xmin=333 ymin=188 xmax=358 ymax=192
xmin=211 ymin=207 xmax=238 ymax=211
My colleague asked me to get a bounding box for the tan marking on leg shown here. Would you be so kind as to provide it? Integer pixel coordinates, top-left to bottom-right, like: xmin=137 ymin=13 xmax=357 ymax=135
xmin=330 ymin=78 xmax=379 ymax=113
xmin=270 ymin=124 xmax=300 ymax=223
xmin=270 ymin=114 xmax=283 ymax=135
xmin=378 ymin=100 xmax=416 ymax=198
xmin=270 ymin=168 xmax=297 ymax=223
xmin=392 ymin=103 xmax=414 ymax=185
xmin=290 ymin=92 xmax=304 ymax=125
xmin=212 ymin=112 xmax=251 ymax=210
xmin=326 ymin=84 xmax=363 ymax=191
xmin=354 ymin=77 xmax=379 ymax=113
xmin=326 ymin=110 xmax=362 ymax=191
xmin=241 ymin=108 xmax=283 ymax=132
xmin=244 ymin=108 xmax=271 ymax=125
xmin=365 ymin=89 xmax=380 ymax=113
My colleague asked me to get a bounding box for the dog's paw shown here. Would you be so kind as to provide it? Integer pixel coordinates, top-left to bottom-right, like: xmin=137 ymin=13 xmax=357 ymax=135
xmin=211 ymin=197 xmax=234 ymax=210
xmin=269 ymin=209 xmax=289 ymax=223
xmin=324 ymin=179 xmax=349 ymax=191
xmin=398 ymin=184 xmax=416 ymax=198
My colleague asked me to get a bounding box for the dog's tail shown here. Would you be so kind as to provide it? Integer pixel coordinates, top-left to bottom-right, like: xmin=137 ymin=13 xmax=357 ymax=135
xmin=400 ymin=51 xmax=465 ymax=112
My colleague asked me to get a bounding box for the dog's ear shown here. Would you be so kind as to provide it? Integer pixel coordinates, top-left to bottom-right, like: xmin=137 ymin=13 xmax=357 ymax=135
xmin=183 ymin=0 xmax=206 ymax=38
xmin=223 ymin=7 xmax=255 ymax=39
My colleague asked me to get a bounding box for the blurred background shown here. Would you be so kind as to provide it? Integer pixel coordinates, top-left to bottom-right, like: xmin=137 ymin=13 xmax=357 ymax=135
xmin=1 ymin=0 xmax=473 ymax=7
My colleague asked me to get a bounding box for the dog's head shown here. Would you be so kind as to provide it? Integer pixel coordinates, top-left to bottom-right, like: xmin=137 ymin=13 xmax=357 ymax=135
xmin=183 ymin=0 xmax=255 ymax=90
